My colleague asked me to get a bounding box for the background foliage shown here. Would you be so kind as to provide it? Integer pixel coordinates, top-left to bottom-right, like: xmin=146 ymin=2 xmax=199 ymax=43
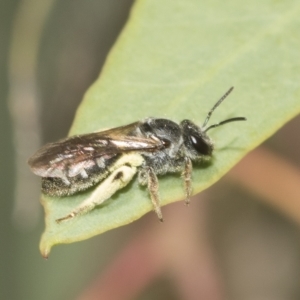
xmin=1 ymin=0 xmax=300 ymax=299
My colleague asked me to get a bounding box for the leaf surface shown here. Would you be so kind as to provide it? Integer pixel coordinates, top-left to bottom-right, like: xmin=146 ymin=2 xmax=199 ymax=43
xmin=40 ymin=0 xmax=300 ymax=257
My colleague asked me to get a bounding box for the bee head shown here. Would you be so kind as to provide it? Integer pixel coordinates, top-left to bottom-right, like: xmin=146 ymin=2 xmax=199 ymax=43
xmin=181 ymin=120 xmax=213 ymax=158
xmin=181 ymin=87 xmax=246 ymax=160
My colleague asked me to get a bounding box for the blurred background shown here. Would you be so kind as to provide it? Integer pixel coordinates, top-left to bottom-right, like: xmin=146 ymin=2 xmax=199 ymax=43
xmin=1 ymin=1 xmax=300 ymax=299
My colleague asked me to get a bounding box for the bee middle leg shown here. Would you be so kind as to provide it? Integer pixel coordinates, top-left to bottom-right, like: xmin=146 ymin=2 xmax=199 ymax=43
xmin=139 ymin=167 xmax=163 ymax=222
xmin=182 ymin=157 xmax=193 ymax=205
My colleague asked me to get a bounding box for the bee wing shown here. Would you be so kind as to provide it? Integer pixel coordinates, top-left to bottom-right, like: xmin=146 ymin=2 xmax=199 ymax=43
xmin=28 ymin=121 xmax=162 ymax=178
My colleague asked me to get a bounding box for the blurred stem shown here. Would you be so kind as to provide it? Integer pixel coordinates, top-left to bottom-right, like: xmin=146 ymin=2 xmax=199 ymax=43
xmin=229 ymin=146 xmax=300 ymax=224
xmin=8 ymin=0 xmax=55 ymax=229
xmin=77 ymin=199 xmax=224 ymax=300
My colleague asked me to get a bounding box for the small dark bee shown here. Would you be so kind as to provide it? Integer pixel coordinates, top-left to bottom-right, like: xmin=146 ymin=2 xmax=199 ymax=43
xmin=28 ymin=87 xmax=246 ymax=223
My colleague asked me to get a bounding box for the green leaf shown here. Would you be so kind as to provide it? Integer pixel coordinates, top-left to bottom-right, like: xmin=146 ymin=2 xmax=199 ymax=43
xmin=40 ymin=0 xmax=300 ymax=257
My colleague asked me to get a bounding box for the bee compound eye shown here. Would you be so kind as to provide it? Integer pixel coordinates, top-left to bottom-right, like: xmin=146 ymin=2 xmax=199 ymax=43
xmin=189 ymin=135 xmax=212 ymax=156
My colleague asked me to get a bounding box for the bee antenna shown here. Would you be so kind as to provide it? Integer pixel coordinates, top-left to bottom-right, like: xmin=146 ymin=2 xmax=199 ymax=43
xmin=202 ymin=87 xmax=234 ymax=128
xmin=204 ymin=117 xmax=247 ymax=132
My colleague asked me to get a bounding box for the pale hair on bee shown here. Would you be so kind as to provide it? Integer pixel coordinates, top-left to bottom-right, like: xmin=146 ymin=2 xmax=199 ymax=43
xmin=28 ymin=87 xmax=246 ymax=223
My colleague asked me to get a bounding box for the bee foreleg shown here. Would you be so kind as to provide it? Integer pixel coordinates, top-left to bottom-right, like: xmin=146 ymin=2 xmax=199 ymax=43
xmin=56 ymin=165 xmax=137 ymax=223
xmin=139 ymin=167 xmax=163 ymax=222
xmin=182 ymin=157 xmax=193 ymax=205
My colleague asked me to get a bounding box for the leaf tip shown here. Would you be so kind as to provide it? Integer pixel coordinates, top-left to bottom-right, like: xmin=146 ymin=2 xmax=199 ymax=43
xmin=39 ymin=235 xmax=52 ymax=259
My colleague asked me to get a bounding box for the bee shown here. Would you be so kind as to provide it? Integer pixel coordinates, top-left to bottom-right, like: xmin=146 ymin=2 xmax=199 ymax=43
xmin=28 ymin=87 xmax=246 ymax=223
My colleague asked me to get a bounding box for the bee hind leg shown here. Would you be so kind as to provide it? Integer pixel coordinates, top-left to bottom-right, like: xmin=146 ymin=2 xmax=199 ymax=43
xmin=56 ymin=165 xmax=137 ymax=223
